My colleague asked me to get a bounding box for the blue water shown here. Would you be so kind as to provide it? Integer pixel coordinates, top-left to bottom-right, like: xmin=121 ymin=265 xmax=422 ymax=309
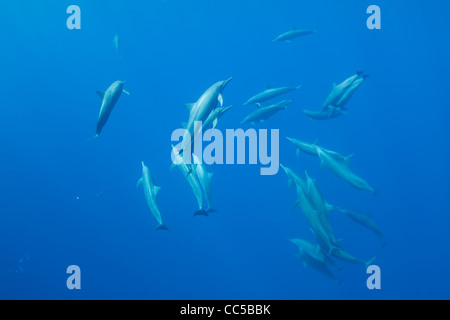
xmin=1 ymin=0 xmax=450 ymax=300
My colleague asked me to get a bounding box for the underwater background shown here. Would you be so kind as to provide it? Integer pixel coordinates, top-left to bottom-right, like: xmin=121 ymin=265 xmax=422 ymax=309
xmin=1 ymin=0 xmax=450 ymax=299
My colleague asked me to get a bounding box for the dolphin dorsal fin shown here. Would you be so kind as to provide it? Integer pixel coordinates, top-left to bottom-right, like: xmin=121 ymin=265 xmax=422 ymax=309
xmin=96 ymin=91 xmax=105 ymax=99
xmin=344 ymin=154 xmax=353 ymax=167
xmin=185 ymin=103 xmax=195 ymax=111
xmin=153 ymin=185 xmax=161 ymax=195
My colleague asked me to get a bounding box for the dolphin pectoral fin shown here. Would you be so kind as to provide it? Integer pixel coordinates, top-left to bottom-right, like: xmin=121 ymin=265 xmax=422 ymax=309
xmin=212 ymin=118 xmax=218 ymax=129
xmin=185 ymin=103 xmax=194 ymax=111
xmin=96 ymin=91 xmax=105 ymax=99
xmin=136 ymin=178 xmax=143 ymax=189
xmin=290 ymin=201 xmax=299 ymax=212
xmin=256 ymin=103 xmax=263 ymax=108
xmin=155 ymin=224 xmax=169 ymax=231
xmin=296 ymin=148 xmax=301 ymax=158
xmin=218 ymin=94 xmax=224 ymax=107
xmin=123 ymin=89 xmax=130 ymax=96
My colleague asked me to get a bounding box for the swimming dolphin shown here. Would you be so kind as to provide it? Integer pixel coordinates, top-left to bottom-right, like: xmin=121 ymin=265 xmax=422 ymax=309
xmin=322 ymin=72 xmax=364 ymax=109
xmin=241 ymin=99 xmax=292 ymax=124
xmin=92 ymin=80 xmax=129 ymax=139
xmin=171 ymin=145 xmax=203 ymax=214
xmin=289 ymin=238 xmax=337 ymax=269
xmin=137 ymin=161 xmax=167 ymax=231
xmin=113 ymin=34 xmax=120 ymax=59
xmin=286 ymin=137 xmax=351 ymax=160
xmin=243 ymin=85 xmax=301 ymax=106
xmin=304 ymin=171 xmax=337 ymax=244
xmin=334 ymin=74 xmax=368 ymax=108
xmin=192 ymin=154 xmax=215 ymax=215
xmin=201 ymin=105 xmax=233 ymax=131
xmin=181 ymin=78 xmax=232 ymax=152
xmin=272 ymin=27 xmax=316 ymax=43
xmin=315 ymin=146 xmax=377 ymax=194
xmin=290 ymin=239 xmax=340 ymax=284
xmin=302 ymin=108 xmax=345 ymax=120
xmin=281 ymin=166 xmax=338 ymax=254
xmin=331 ymin=247 xmax=376 ymax=268
xmin=339 ymin=208 xmax=386 ymax=247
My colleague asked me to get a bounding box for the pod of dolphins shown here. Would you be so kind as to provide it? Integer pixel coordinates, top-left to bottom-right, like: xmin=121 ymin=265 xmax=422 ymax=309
xmin=89 ymin=26 xmax=384 ymax=284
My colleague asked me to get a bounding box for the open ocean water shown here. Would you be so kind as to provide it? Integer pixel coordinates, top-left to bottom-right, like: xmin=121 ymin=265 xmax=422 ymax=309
xmin=1 ymin=0 xmax=450 ymax=300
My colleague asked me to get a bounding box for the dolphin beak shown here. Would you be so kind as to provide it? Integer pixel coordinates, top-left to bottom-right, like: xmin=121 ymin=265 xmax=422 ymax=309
xmin=141 ymin=161 xmax=145 ymax=168
xmin=221 ymin=77 xmax=233 ymax=91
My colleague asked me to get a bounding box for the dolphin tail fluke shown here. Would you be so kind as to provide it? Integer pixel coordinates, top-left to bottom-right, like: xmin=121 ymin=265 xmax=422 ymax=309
xmin=381 ymin=240 xmax=388 ymax=249
xmin=155 ymin=224 xmax=169 ymax=231
xmin=193 ymin=209 xmax=209 ymax=217
xmin=206 ymin=208 xmax=216 ymax=214
xmin=87 ymin=134 xmax=99 ymax=142
xmin=365 ymin=257 xmax=376 ymax=269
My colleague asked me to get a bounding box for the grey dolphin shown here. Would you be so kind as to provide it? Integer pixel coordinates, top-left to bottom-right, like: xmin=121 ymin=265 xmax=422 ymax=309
xmin=243 ymin=86 xmax=301 ymax=106
xmin=192 ymin=154 xmax=214 ymax=215
xmin=322 ymin=72 xmax=364 ymax=109
xmin=339 ymin=208 xmax=386 ymax=247
xmin=202 ymin=105 xmax=233 ymax=131
xmin=137 ymin=161 xmax=167 ymax=231
xmin=92 ymin=80 xmax=129 ymax=139
xmin=315 ymin=146 xmax=377 ymax=194
xmin=171 ymin=145 xmax=203 ymax=214
xmin=304 ymin=171 xmax=337 ymax=244
xmin=280 ymin=165 xmax=338 ymax=254
xmin=181 ymin=78 xmax=232 ymax=152
xmin=331 ymin=247 xmax=376 ymax=268
xmin=334 ymin=74 xmax=368 ymax=108
xmin=272 ymin=27 xmax=316 ymax=43
xmin=289 ymin=238 xmax=338 ymax=269
xmin=302 ymin=108 xmax=345 ymax=120
xmin=241 ymin=99 xmax=292 ymax=124
xmin=286 ymin=137 xmax=352 ymax=160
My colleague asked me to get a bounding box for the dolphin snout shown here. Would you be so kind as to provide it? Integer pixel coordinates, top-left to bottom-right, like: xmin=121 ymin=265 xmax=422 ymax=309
xmin=221 ymin=77 xmax=233 ymax=91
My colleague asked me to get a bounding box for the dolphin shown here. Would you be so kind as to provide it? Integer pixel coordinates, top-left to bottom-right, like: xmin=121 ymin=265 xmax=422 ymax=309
xmin=331 ymin=247 xmax=376 ymax=268
xmin=92 ymin=80 xmax=129 ymax=139
xmin=181 ymin=78 xmax=232 ymax=152
xmin=281 ymin=166 xmax=338 ymax=254
xmin=334 ymin=74 xmax=368 ymax=108
xmin=339 ymin=208 xmax=386 ymax=248
xmin=272 ymin=27 xmax=316 ymax=43
xmin=289 ymin=238 xmax=337 ymax=269
xmin=171 ymin=145 xmax=203 ymax=214
xmin=192 ymin=154 xmax=214 ymax=215
xmin=137 ymin=161 xmax=167 ymax=231
xmin=322 ymin=72 xmax=364 ymax=109
xmin=315 ymin=146 xmax=377 ymax=194
xmin=286 ymin=137 xmax=352 ymax=160
xmin=113 ymin=34 xmax=120 ymax=59
xmin=304 ymin=171 xmax=337 ymax=244
xmin=243 ymin=85 xmax=301 ymax=106
xmin=201 ymin=105 xmax=233 ymax=131
xmin=241 ymin=99 xmax=292 ymax=124
xmin=302 ymin=108 xmax=345 ymax=120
